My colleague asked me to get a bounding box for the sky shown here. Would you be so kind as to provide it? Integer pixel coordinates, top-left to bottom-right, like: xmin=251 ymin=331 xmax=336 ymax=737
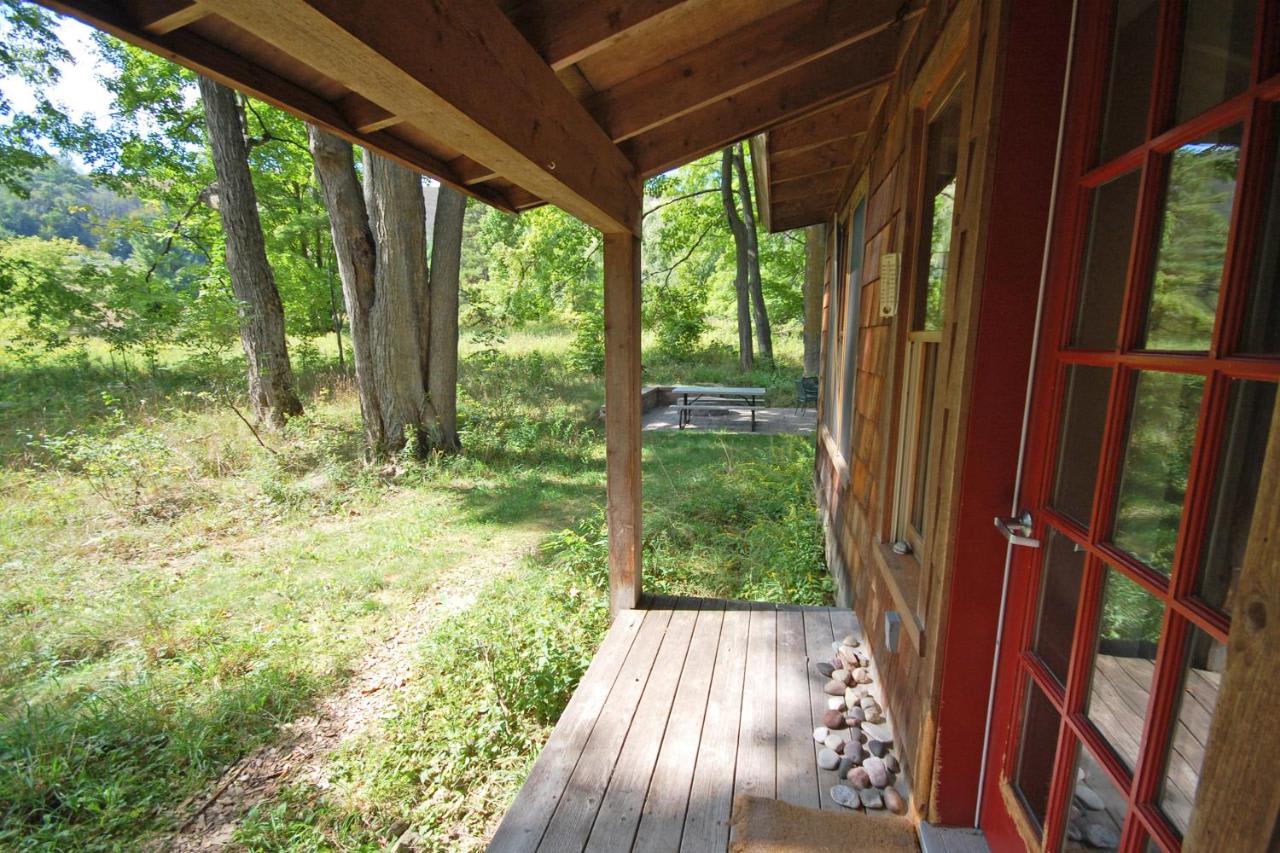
xmin=1 ymin=14 xmax=114 ymax=163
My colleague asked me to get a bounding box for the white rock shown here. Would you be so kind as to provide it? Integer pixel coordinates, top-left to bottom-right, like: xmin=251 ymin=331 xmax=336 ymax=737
xmin=862 ymin=721 xmax=893 ymax=743
xmin=830 ymin=785 xmax=859 ymax=809
xmin=818 ymin=748 xmax=840 ymax=770
xmin=824 ymin=734 xmax=843 ymax=751
xmin=841 ymin=634 xmax=859 ymax=647
xmin=813 ymin=726 xmax=829 ymax=743
xmin=1085 ymin=823 xmax=1119 ymax=848
xmin=827 ymin=697 xmax=847 ymax=711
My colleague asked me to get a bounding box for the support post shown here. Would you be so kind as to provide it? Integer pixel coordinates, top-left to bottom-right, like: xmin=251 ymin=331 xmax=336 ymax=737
xmin=603 ymin=227 xmax=643 ymax=614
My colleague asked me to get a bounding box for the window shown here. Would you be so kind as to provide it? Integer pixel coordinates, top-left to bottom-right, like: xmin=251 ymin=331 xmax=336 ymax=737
xmin=893 ymin=91 xmax=961 ymax=557
xmin=821 ymin=221 xmax=845 ymax=436
xmin=837 ymin=199 xmax=867 ymax=459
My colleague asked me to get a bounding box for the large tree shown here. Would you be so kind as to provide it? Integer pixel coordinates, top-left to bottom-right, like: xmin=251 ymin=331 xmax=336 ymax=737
xmin=721 ymin=146 xmax=753 ymax=371
xmin=803 ymin=224 xmax=826 ymax=376
xmin=197 ymin=75 xmax=302 ymax=427
xmin=732 ymin=144 xmax=772 ymax=361
xmin=308 ymin=126 xmax=463 ymax=460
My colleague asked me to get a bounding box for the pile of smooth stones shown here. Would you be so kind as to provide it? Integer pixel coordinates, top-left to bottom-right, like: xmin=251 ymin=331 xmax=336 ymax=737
xmin=813 ymin=634 xmax=907 ymax=815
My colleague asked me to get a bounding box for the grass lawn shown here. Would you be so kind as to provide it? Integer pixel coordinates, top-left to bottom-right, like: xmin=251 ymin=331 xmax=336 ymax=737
xmin=0 ymin=325 xmax=828 ymax=851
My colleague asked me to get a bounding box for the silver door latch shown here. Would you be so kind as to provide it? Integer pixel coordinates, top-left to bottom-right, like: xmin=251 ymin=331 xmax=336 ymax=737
xmin=995 ymin=510 xmax=1041 ymax=548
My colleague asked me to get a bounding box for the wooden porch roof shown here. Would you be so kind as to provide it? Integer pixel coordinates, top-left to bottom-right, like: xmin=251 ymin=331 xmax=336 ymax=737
xmin=39 ymin=0 xmax=916 ymax=235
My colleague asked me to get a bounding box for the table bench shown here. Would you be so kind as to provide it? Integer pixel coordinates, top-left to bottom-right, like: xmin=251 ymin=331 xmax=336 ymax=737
xmin=670 ymin=385 xmax=767 ymax=432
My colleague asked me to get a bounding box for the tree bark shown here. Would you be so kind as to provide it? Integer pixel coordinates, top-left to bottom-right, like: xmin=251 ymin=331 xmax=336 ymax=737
xmin=197 ymin=75 xmax=302 ymax=427
xmin=733 ymin=144 xmax=772 ymax=361
xmin=363 ymin=149 xmax=430 ymax=455
xmin=307 ymin=125 xmax=385 ymax=453
xmin=803 ymin=224 xmax=826 ymax=377
xmin=424 ymin=185 xmax=466 ymax=454
xmin=721 ymin=147 xmax=753 ymax=372
xmin=309 ymin=124 xmax=460 ymax=461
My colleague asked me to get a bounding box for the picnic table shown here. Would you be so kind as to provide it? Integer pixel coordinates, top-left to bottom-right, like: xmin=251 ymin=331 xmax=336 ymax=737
xmin=670 ymin=385 xmax=767 ymax=431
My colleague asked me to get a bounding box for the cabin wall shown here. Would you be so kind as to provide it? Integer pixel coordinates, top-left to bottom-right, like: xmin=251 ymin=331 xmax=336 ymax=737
xmin=813 ymin=0 xmax=1070 ymax=824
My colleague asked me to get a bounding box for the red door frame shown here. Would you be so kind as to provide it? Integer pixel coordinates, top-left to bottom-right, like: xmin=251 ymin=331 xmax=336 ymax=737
xmin=981 ymin=0 xmax=1280 ymax=850
xmin=928 ymin=0 xmax=1074 ymax=826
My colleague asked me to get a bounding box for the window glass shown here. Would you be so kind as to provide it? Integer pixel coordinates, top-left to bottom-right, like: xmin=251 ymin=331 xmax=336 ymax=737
xmin=1174 ymin=0 xmax=1256 ymax=125
xmin=1067 ymin=747 xmax=1128 ymax=851
xmin=1097 ymin=0 xmax=1159 ymax=163
xmin=1141 ymin=126 xmax=1242 ymax=351
xmin=1015 ymin=679 xmax=1061 ymax=832
xmin=918 ymin=99 xmax=961 ymax=332
xmin=1086 ymin=567 xmax=1164 ymax=772
xmin=1112 ymin=371 xmax=1205 ymax=574
xmin=839 ymin=200 xmax=867 ymax=457
xmin=1032 ymin=529 xmax=1087 ymax=686
xmin=1158 ymin=626 xmax=1225 ymax=837
xmin=1071 ymin=171 xmax=1141 ymax=350
xmin=1050 ymin=365 xmax=1113 ymax=527
xmin=1240 ymin=104 xmax=1280 ymax=354
xmin=1196 ymin=380 xmax=1275 ymax=613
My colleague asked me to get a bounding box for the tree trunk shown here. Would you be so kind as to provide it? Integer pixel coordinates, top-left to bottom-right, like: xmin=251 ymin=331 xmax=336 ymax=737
xmin=803 ymin=224 xmax=826 ymax=377
xmin=197 ymin=75 xmax=302 ymax=427
xmin=733 ymin=144 xmax=772 ymax=361
xmin=364 ymin=149 xmax=430 ymax=455
xmin=423 ymin=185 xmax=465 ymax=455
xmin=721 ymin=147 xmax=753 ymax=372
xmin=307 ymin=125 xmax=386 ymax=453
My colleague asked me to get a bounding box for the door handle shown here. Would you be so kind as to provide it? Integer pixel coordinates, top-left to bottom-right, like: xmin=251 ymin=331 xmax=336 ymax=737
xmin=995 ymin=510 xmax=1041 ymax=548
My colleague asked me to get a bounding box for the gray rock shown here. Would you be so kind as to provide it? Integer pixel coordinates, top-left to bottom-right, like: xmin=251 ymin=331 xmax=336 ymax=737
xmin=1085 ymin=823 xmax=1119 ymax=849
xmin=1066 ymin=822 xmax=1083 ymax=843
xmin=827 ymin=697 xmax=847 ymax=712
xmin=822 ymin=709 xmax=846 ymax=729
xmin=858 ymin=787 xmax=885 ymax=809
xmin=845 ymin=705 xmax=866 ymax=724
xmin=847 ymin=767 xmax=871 ymax=789
xmin=844 ymin=742 xmax=863 ymax=764
xmin=812 ymin=726 xmax=829 ymax=743
xmin=1075 ymin=783 xmax=1104 ymax=811
xmin=816 ymin=661 xmax=835 ymax=678
xmin=841 ymin=634 xmax=859 ymax=647
xmin=852 ymin=667 xmax=873 ymax=684
xmin=859 ymin=695 xmax=878 ymax=709
xmin=837 ymin=755 xmax=857 ymax=777
xmin=863 ymin=756 xmax=889 ymax=788
xmin=883 ymin=787 xmax=906 ymax=815
xmin=830 ymin=785 xmax=859 ymax=809
xmin=824 ymin=679 xmax=846 ymax=696
xmin=817 ymin=748 xmax=840 ymax=770
xmin=865 ymin=709 xmax=884 ymax=724
xmin=884 ymin=754 xmax=900 ymax=774
xmin=832 ymin=668 xmax=852 ymax=685
xmin=868 ymin=739 xmax=888 ymax=758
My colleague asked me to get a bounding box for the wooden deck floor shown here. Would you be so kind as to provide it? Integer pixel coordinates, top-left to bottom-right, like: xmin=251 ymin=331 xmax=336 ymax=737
xmin=489 ymin=597 xmax=878 ymax=852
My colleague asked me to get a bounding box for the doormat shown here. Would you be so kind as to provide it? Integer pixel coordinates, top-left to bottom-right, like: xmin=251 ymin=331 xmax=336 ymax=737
xmin=729 ymin=795 xmax=919 ymax=852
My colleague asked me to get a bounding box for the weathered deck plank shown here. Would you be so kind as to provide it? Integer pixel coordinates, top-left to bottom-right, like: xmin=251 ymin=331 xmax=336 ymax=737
xmin=489 ymin=608 xmax=646 ymax=852
xmin=583 ymin=608 xmax=698 ymax=852
xmin=734 ymin=606 xmax=777 ymax=802
xmin=775 ymin=608 xmax=819 ymax=809
xmin=491 ymin=600 xmax=871 ymax=852
xmin=538 ymin=608 xmax=673 ymax=851
xmin=631 ymin=606 xmax=724 ymax=853
xmin=679 ymin=606 xmax=750 ymax=851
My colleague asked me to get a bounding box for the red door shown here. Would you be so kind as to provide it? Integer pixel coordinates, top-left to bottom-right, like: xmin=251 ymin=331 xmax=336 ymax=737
xmin=980 ymin=0 xmax=1280 ymax=850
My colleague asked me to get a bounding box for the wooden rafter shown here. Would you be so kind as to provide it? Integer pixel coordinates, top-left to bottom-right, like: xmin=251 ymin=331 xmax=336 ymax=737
xmin=585 ymin=0 xmax=908 ymax=142
xmin=40 ymin=0 xmax=528 ymax=213
xmin=768 ymin=173 xmax=842 ymax=206
xmin=126 ymin=0 xmax=207 ymax=34
xmin=193 ymin=0 xmax=641 ymax=234
xmin=769 ymin=92 xmax=879 ymax=155
xmin=622 ymin=31 xmax=896 ymax=177
xmin=505 ymin=0 xmax=690 ymax=71
xmin=770 ymin=136 xmax=864 ymax=183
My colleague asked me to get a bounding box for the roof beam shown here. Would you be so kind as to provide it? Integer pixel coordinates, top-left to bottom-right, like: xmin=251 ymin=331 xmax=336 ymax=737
xmin=768 ymin=172 xmax=843 ymax=205
xmin=39 ymin=0 xmax=522 ymax=214
xmin=506 ymin=0 xmax=690 ymax=70
xmin=127 ymin=0 xmax=208 ymax=34
xmin=623 ymin=34 xmax=896 ymax=177
xmin=769 ymin=92 xmax=878 ymax=154
xmin=587 ymin=0 xmax=907 ymax=142
xmin=197 ymin=0 xmax=641 ymax=234
xmin=770 ymin=136 xmax=863 ymax=183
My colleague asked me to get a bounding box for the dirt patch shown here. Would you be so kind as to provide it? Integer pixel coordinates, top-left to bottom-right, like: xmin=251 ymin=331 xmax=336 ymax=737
xmin=153 ymin=542 xmax=536 ymax=851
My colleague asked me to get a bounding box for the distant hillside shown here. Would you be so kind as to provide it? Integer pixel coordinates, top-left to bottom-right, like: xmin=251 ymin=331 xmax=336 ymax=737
xmin=0 ymin=158 xmax=147 ymax=258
